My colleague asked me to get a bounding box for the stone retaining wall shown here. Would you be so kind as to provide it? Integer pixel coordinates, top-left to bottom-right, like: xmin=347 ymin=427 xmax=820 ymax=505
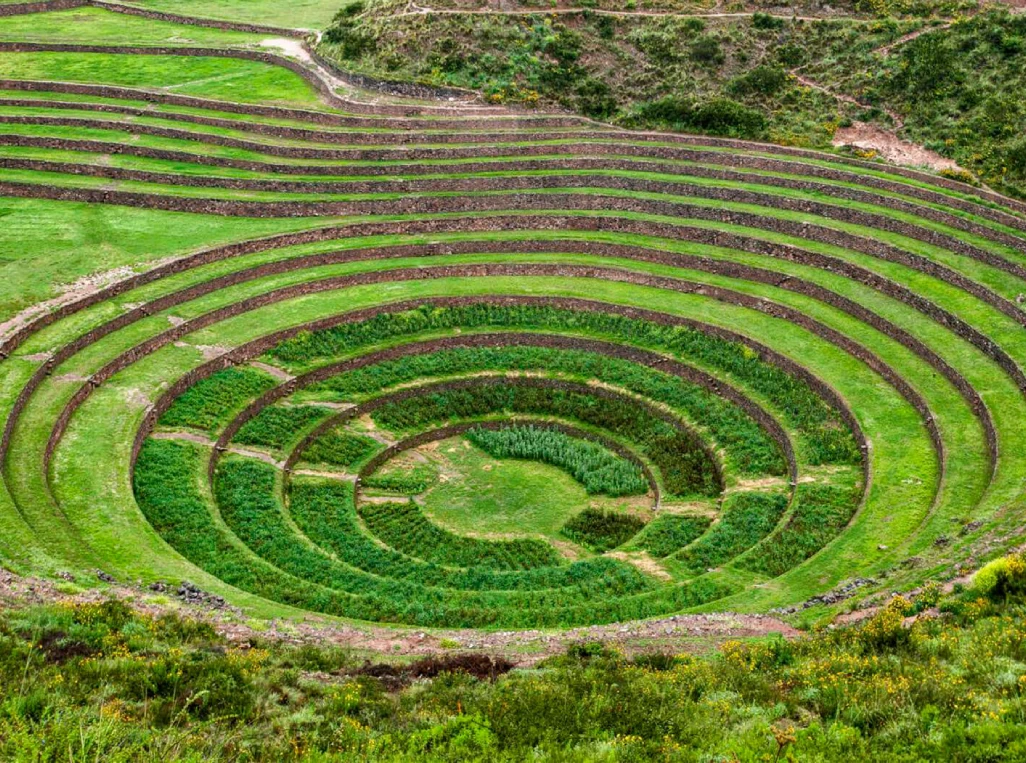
xmin=3 ymin=154 xmax=1021 ymax=253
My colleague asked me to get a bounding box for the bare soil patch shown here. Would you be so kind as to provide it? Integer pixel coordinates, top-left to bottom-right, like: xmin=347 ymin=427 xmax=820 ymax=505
xmin=833 ymin=122 xmax=963 ymax=174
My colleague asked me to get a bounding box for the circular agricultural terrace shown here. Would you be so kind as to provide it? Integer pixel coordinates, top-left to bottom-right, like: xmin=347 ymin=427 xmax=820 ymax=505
xmin=2 ymin=22 xmax=1026 ymax=629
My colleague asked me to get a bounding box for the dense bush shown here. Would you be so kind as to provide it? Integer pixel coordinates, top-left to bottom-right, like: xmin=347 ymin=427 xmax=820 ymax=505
xmin=690 ymin=34 xmax=725 ymax=67
xmin=738 ymin=482 xmax=862 ymax=576
xmin=232 ymin=404 xmax=330 ymax=451
xmin=974 ymin=553 xmax=1026 ymax=602
xmin=728 ymin=65 xmax=788 ymax=97
xmin=676 ymin=491 xmax=788 ymax=573
xmin=158 ymin=367 xmax=276 ymax=432
xmin=466 ymin=424 xmax=648 ymax=497
xmin=323 ymin=1 xmax=376 ymax=59
xmin=627 ymin=96 xmax=768 ymax=139
xmin=561 ymin=508 xmax=646 ymax=552
xmin=630 ymin=513 xmax=711 ymax=558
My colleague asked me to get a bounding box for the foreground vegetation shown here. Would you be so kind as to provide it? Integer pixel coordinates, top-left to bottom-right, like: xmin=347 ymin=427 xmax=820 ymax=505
xmin=5 ymin=555 xmax=1026 ymax=761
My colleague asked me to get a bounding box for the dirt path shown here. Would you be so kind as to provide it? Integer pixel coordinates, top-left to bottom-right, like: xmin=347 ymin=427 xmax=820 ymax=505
xmin=0 ymin=567 xmax=798 ymax=663
xmin=292 ymin=469 xmax=356 ymax=480
xmin=0 ymin=264 xmax=145 ymax=349
xmin=874 ymin=21 xmax=954 ymax=57
xmin=152 ymin=430 xmax=214 ymax=446
xmin=793 ymin=73 xmax=906 ymax=128
xmin=250 ymin=360 xmax=294 ymax=381
xmin=151 ymin=431 xmax=283 ymax=467
xmin=259 ymin=37 xmax=357 ymax=99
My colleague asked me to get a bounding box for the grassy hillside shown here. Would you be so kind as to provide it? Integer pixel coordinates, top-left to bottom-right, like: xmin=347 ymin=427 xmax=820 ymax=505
xmin=318 ymin=0 xmax=1026 ymax=198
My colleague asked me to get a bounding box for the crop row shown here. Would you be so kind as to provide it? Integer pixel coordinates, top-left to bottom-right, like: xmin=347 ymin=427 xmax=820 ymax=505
xmin=135 ymin=438 xmax=735 ymax=627
xmin=364 ymin=377 xmax=721 ymax=499
xmin=273 ymin=301 xmax=855 ymax=467
xmin=465 ymin=424 xmax=649 ymax=497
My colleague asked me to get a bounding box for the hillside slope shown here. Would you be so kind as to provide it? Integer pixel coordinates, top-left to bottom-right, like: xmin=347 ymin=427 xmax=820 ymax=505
xmin=317 ymin=0 xmax=1026 ymax=198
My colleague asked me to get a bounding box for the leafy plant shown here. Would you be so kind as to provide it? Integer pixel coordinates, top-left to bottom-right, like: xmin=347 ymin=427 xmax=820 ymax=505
xmin=466 ymin=425 xmax=648 ymax=497
xmin=561 ymin=508 xmax=646 ymax=552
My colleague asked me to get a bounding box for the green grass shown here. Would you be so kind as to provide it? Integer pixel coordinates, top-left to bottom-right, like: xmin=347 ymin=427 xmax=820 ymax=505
xmin=0 ymin=7 xmax=271 ymax=47
xmin=120 ymin=0 xmax=354 ymax=29
xmin=0 ymin=52 xmax=324 ymax=106
xmin=417 ymin=436 xmax=601 ymax=540
xmin=0 ymin=197 xmax=340 ymax=323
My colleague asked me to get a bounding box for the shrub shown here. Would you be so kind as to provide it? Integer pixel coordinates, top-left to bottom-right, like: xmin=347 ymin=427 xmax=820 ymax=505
xmin=323 ymin=3 xmax=376 ymax=60
xmin=561 ymin=508 xmax=645 ymax=552
xmin=631 ymin=514 xmax=711 ymax=558
xmin=974 ymin=554 xmax=1026 ymax=601
xmin=158 ymin=367 xmax=276 ymax=432
xmin=466 ymin=425 xmax=648 ymax=497
xmin=574 ymin=78 xmax=618 ymax=119
xmin=752 ymin=12 xmax=785 ymax=30
xmin=629 ymin=96 xmax=767 ymax=139
xmin=857 ymin=595 xmax=914 ymax=652
xmin=676 ymin=491 xmax=787 ymax=573
xmin=729 ymin=65 xmax=788 ymax=97
xmin=690 ymin=35 xmax=725 ymax=66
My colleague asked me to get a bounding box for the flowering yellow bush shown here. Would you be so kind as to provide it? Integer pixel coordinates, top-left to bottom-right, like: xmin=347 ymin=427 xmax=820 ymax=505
xmin=974 ymin=554 xmax=1026 ymax=601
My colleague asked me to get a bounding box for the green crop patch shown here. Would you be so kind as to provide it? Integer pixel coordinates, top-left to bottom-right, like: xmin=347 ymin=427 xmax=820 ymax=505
xmin=676 ymin=491 xmax=789 ymax=574
xmin=561 ymin=508 xmax=647 ymax=553
xmin=299 ymin=430 xmax=378 ymax=469
xmin=629 ymin=513 xmax=712 ymax=558
xmin=159 ymin=367 xmax=278 ymax=432
xmin=466 ymin=424 xmax=648 ymax=497
xmin=231 ymin=404 xmax=331 ymax=451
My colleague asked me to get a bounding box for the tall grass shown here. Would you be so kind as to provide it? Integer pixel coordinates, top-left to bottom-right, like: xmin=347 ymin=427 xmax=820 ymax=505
xmin=467 ymin=424 xmax=648 ymax=497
